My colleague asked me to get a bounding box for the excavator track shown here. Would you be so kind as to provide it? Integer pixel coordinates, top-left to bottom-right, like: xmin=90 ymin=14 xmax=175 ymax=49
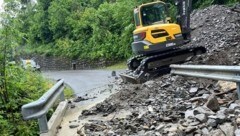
xmin=120 ymin=46 xmax=206 ymax=84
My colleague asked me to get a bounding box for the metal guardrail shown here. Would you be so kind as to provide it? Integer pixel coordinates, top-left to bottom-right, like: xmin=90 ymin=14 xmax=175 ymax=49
xmin=21 ymin=79 xmax=65 ymax=134
xmin=170 ymin=64 xmax=240 ymax=98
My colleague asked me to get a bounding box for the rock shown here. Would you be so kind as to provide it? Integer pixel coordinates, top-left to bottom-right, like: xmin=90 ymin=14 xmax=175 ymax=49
xmin=81 ymin=110 xmax=96 ymax=116
xmin=156 ymin=124 xmax=165 ymax=131
xmin=228 ymin=114 xmax=236 ymax=119
xmin=144 ymin=80 xmax=156 ymax=88
xmin=148 ymin=105 xmax=154 ymax=113
xmin=155 ymin=132 xmax=161 ymax=136
xmin=189 ymin=96 xmax=204 ymax=102
xmin=217 ymin=107 xmax=229 ymax=115
xmin=188 ymin=121 xmax=200 ymax=126
xmin=219 ymin=123 xmax=234 ymax=136
xmin=69 ymin=124 xmax=79 ymax=129
xmin=138 ymin=130 xmax=145 ymax=135
xmin=195 ymin=106 xmax=215 ymax=115
xmin=205 ymin=94 xmax=220 ymax=111
xmin=84 ymin=123 xmax=106 ymax=132
xmin=189 ymin=87 xmax=198 ymax=94
xmin=235 ymin=109 xmax=240 ymax=115
xmin=144 ymin=131 xmax=155 ymax=135
xmin=185 ymin=110 xmax=195 ymax=119
xmin=142 ymin=125 xmax=149 ymax=130
xmin=70 ymin=104 xmax=75 ymax=109
xmin=77 ymin=129 xmax=85 ymax=136
xmin=236 ymin=118 xmax=240 ymax=125
xmin=111 ymin=71 xmax=116 ymax=76
xmin=229 ymin=103 xmax=240 ymax=110
xmin=235 ymin=129 xmax=240 ymax=136
xmin=216 ymin=113 xmax=226 ymax=123
xmin=69 ymin=120 xmax=77 ymax=123
xmin=195 ymin=114 xmax=207 ymax=123
xmin=162 ymin=117 xmax=173 ymax=122
xmin=201 ymin=127 xmax=209 ymax=135
xmin=168 ymin=125 xmax=178 ymax=132
xmin=207 ymin=118 xmax=218 ymax=127
xmin=209 ymin=129 xmax=225 ymax=136
xmin=185 ymin=126 xmax=197 ymax=133
xmin=235 ymin=100 xmax=240 ymax=105
xmin=145 ymin=98 xmax=155 ymax=104
xmin=107 ymin=130 xmax=115 ymax=135
xmin=202 ymin=94 xmax=210 ymax=100
xmin=126 ymin=124 xmax=137 ymax=133
xmin=73 ymin=96 xmax=88 ymax=102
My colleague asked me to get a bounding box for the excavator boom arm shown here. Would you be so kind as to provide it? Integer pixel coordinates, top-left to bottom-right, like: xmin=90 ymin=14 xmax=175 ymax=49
xmin=175 ymin=0 xmax=192 ymax=41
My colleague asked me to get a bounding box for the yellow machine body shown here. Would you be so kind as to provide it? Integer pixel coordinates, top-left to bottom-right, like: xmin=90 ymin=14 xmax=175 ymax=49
xmin=132 ymin=1 xmax=184 ymax=55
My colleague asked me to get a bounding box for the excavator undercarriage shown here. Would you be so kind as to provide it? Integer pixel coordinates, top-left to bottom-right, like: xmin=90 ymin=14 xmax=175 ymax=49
xmin=120 ymin=46 xmax=206 ymax=84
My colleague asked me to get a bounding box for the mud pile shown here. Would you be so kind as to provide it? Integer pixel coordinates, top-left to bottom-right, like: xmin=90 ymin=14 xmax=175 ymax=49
xmin=79 ymin=4 xmax=240 ymax=136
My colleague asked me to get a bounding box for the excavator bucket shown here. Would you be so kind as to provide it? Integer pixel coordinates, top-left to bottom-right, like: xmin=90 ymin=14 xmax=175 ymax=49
xmin=119 ymin=70 xmax=148 ymax=84
xmin=119 ymin=73 xmax=142 ymax=84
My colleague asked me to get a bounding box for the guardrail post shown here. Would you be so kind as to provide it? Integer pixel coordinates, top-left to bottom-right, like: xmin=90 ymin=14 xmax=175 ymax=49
xmin=59 ymin=91 xmax=65 ymax=101
xmin=38 ymin=115 xmax=48 ymax=133
xmin=237 ymin=82 xmax=240 ymax=99
xmin=21 ymin=79 xmax=68 ymax=134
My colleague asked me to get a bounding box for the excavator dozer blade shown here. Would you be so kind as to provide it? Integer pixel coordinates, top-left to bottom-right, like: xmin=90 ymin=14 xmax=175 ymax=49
xmin=119 ymin=73 xmax=144 ymax=84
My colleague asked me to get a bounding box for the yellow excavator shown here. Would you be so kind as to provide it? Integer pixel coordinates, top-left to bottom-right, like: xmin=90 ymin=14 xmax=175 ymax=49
xmin=120 ymin=0 xmax=206 ymax=83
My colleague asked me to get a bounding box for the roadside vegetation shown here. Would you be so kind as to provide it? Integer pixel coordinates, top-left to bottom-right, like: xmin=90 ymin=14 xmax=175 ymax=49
xmin=0 ymin=65 xmax=51 ymax=135
xmin=15 ymin=0 xmax=238 ymax=61
xmin=0 ymin=0 xmax=238 ymax=135
xmin=103 ymin=61 xmax=127 ymax=70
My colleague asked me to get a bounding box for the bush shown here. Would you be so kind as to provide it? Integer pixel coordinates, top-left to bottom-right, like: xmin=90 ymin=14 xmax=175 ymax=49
xmin=0 ymin=65 xmax=52 ymax=135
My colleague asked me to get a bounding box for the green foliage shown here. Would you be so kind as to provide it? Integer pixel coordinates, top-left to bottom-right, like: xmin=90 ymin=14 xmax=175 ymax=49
xmin=0 ymin=65 xmax=51 ymax=135
xmin=15 ymin=0 xmax=237 ymax=61
xmin=0 ymin=1 xmax=74 ymax=135
xmin=9 ymin=0 xmax=239 ymax=61
xmin=103 ymin=61 xmax=127 ymax=70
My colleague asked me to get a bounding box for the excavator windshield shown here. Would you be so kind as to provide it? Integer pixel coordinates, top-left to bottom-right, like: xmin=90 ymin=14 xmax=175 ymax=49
xmin=140 ymin=3 xmax=167 ymax=26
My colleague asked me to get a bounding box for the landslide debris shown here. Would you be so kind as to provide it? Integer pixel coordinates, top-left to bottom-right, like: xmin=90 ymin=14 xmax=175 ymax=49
xmin=78 ymin=4 xmax=240 ymax=136
xmin=187 ymin=4 xmax=240 ymax=65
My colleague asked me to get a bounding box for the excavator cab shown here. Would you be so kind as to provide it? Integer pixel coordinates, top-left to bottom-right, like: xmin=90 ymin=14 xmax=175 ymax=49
xmin=135 ymin=2 xmax=167 ymax=27
xmin=132 ymin=1 xmax=187 ymax=55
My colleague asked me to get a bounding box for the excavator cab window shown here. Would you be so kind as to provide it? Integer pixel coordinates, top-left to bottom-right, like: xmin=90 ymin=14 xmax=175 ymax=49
xmin=134 ymin=9 xmax=140 ymax=26
xmin=141 ymin=3 xmax=166 ymax=26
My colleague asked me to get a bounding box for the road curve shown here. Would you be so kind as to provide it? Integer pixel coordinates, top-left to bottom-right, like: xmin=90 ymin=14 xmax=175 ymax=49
xmin=43 ymin=70 xmax=122 ymax=96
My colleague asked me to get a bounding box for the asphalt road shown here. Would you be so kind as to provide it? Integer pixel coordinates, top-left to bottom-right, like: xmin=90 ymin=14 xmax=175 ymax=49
xmin=43 ymin=70 xmax=122 ymax=96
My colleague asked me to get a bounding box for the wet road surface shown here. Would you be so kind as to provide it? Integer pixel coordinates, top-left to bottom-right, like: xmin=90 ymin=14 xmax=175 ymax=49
xmin=43 ymin=70 xmax=124 ymax=136
xmin=43 ymin=70 xmax=122 ymax=96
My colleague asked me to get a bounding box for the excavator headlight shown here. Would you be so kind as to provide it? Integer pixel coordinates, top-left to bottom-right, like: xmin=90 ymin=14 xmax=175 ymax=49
xmin=134 ymin=32 xmax=146 ymax=41
xmin=139 ymin=32 xmax=146 ymax=40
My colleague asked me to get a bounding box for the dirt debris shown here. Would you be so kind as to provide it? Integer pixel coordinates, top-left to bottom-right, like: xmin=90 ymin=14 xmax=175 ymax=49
xmin=78 ymin=4 xmax=240 ymax=136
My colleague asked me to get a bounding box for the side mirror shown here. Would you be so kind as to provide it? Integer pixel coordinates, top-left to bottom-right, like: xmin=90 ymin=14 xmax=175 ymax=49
xmin=166 ymin=17 xmax=172 ymax=23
